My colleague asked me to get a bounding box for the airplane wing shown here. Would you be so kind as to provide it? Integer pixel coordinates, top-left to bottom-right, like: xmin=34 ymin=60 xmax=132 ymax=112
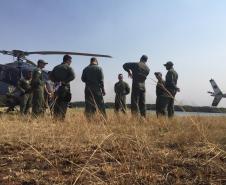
xmin=210 ymin=79 xmax=223 ymax=95
xmin=212 ymin=95 xmax=222 ymax=106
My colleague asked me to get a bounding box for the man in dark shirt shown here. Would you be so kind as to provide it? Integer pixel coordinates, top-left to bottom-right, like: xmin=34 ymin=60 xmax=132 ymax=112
xmin=164 ymin=61 xmax=179 ymax=118
xmin=114 ymin=74 xmax=130 ymax=113
xmin=123 ymin=55 xmax=150 ymax=117
xmin=81 ymin=57 xmax=106 ymax=119
xmin=53 ymin=55 xmax=75 ymax=120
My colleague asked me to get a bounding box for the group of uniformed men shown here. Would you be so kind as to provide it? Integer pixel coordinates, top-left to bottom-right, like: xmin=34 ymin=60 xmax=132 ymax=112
xmin=17 ymin=54 xmax=179 ymax=120
xmin=18 ymin=55 xmax=75 ymax=120
xmin=113 ymin=55 xmax=179 ymax=118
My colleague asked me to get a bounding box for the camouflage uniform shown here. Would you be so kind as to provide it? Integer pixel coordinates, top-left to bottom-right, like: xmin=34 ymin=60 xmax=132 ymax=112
xmin=123 ymin=62 xmax=150 ymax=117
xmin=31 ymin=68 xmax=45 ymax=116
xmin=81 ymin=63 xmax=106 ymax=118
xmin=17 ymin=78 xmax=32 ymax=114
xmin=53 ymin=63 xmax=75 ymax=120
xmin=165 ymin=68 xmax=178 ymax=117
xmin=114 ymin=81 xmax=130 ymax=113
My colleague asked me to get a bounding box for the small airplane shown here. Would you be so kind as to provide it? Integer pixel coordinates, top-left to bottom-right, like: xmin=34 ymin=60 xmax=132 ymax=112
xmin=208 ymin=79 xmax=226 ymax=106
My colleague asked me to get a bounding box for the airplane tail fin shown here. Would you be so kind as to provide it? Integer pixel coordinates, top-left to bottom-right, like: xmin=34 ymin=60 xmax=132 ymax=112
xmin=209 ymin=79 xmax=224 ymax=106
xmin=210 ymin=79 xmax=223 ymax=95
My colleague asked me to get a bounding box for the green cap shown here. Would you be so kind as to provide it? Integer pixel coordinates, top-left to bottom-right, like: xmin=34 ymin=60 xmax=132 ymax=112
xmin=37 ymin=59 xmax=48 ymax=65
xmin=164 ymin=61 xmax=173 ymax=67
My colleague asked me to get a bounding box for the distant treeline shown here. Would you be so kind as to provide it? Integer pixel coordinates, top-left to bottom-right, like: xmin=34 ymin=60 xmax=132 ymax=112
xmin=70 ymin=102 xmax=226 ymax=113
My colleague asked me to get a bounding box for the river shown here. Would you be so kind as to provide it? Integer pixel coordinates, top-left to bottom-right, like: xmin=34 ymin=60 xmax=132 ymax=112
xmin=148 ymin=110 xmax=226 ymax=117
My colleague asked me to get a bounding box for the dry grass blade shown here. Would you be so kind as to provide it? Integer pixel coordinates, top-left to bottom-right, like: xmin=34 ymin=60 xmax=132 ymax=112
xmin=19 ymin=139 xmax=57 ymax=170
xmin=0 ymin=110 xmax=226 ymax=184
xmin=73 ymin=133 xmax=113 ymax=185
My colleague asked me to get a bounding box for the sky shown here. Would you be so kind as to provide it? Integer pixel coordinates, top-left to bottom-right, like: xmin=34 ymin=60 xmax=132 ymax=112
xmin=0 ymin=0 xmax=226 ymax=107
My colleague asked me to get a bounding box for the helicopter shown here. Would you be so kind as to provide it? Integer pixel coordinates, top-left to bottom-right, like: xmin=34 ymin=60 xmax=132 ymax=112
xmin=0 ymin=49 xmax=112 ymax=111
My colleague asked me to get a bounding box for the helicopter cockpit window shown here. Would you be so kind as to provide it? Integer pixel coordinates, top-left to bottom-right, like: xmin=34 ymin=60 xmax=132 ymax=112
xmin=0 ymin=67 xmax=7 ymax=81
xmin=0 ymin=66 xmax=20 ymax=86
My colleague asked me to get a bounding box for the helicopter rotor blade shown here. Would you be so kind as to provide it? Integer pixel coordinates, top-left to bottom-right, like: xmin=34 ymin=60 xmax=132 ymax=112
xmin=0 ymin=50 xmax=12 ymax=56
xmin=23 ymin=57 xmax=37 ymax=66
xmin=1 ymin=50 xmax=112 ymax=58
xmin=0 ymin=50 xmax=24 ymax=57
xmin=25 ymin=51 xmax=112 ymax=58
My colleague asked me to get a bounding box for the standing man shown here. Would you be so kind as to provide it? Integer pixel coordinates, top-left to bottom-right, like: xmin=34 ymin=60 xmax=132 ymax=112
xmin=81 ymin=57 xmax=106 ymax=119
xmin=123 ymin=55 xmax=150 ymax=117
xmin=154 ymin=72 xmax=167 ymax=117
xmin=164 ymin=61 xmax=179 ymax=118
xmin=17 ymin=70 xmax=33 ymax=115
xmin=31 ymin=60 xmax=48 ymax=116
xmin=114 ymin=74 xmax=130 ymax=113
xmin=52 ymin=55 xmax=75 ymax=120
xmin=44 ymin=71 xmax=55 ymax=110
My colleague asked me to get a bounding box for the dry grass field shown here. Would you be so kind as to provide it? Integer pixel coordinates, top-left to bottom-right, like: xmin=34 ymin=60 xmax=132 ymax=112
xmin=0 ymin=109 xmax=226 ymax=185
